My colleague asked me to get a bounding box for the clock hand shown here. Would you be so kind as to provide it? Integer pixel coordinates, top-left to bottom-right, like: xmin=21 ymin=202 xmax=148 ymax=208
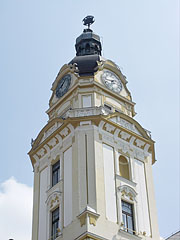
xmin=105 ymin=79 xmax=116 ymax=83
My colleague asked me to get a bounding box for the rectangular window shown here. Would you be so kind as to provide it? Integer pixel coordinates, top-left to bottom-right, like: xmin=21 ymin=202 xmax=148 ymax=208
xmin=51 ymin=207 xmax=59 ymax=240
xmin=82 ymin=95 xmax=92 ymax=108
xmin=52 ymin=161 xmax=60 ymax=186
xmin=122 ymin=200 xmax=134 ymax=234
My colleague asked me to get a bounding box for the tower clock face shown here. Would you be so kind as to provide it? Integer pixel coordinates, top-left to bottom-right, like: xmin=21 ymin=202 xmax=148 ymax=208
xmin=56 ymin=74 xmax=71 ymax=98
xmin=101 ymin=71 xmax=122 ymax=93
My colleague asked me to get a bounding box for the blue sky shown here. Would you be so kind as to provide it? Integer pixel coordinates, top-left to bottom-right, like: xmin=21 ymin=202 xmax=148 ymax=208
xmin=0 ymin=0 xmax=179 ymax=239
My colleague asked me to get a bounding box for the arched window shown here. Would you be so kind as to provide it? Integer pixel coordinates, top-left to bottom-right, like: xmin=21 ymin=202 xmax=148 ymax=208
xmin=78 ymin=46 xmax=82 ymax=54
xmin=94 ymin=44 xmax=98 ymax=54
xmin=85 ymin=43 xmax=90 ymax=53
xmin=119 ymin=156 xmax=130 ymax=180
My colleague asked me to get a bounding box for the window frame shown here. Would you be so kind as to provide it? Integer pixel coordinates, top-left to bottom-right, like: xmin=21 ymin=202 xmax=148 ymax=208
xmin=51 ymin=207 xmax=59 ymax=240
xmin=121 ymin=200 xmax=135 ymax=234
xmin=52 ymin=160 xmax=60 ymax=187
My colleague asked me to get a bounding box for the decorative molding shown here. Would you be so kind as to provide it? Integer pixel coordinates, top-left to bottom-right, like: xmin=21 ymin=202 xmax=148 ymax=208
xmin=144 ymin=143 xmax=150 ymax=152
xmin=40 ymin=122 xmax=62 ymax=144
xmin=63 ymin=106 xmax=110 ymax=119
xmin=118 ymin=185 xmax=137 ymax=201
xmin=51 ymin=154 xmax=60 ymax=165
xmin=55 ymin=133 xmax=62 ymax=143
xmin=98 ymin=119 xmax=152 ymax=162
xmin=110 ymin=116 xmax=143 ymax=137
xmin=37 ymin=148 xmax=46 ymax=158
xmin=48 ymin=137 xmax=58 ymax=149
xmin=77 ymin=206 xmax=100 ymax=227
xmin=135 ymin=139 xmax=145 ymax=148
xmin=114 ymin=129 xmax=120 ymax=138
xmin=119 ymin=131 xmax=131 ymax=141
xmin=46 ymin=191 xmax=61 ymax=210
xmin=44 ymin=144 xmax=50 ymax=152
xmin=32 ymin=124 xmax=74 ymax=161
xmin=117 ymin=141 xmax=131 ymax=156
xmin=104 ymin=123 xmax=115 ymax=133
xmin=116 ymin=175 xmax=137 ymax=188
xmin=60 ymin=127 xmax=69 ymax=137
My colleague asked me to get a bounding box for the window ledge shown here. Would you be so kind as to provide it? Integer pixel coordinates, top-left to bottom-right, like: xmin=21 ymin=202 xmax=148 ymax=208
xmin=118 ymin=229 xmax=142 ymax=240
xmin=116 ymin=174 xmax=137 ymax=188
xmin=49 ymin=233 xmax=62 ymax=240
xmin=46 ymin=179 xmax=63 ymax=194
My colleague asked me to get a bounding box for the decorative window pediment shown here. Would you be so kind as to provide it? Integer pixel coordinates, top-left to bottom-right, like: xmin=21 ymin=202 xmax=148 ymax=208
xmin=118 ymin=185 xmax=137 ymax=202
xmin=46 ymin=191 xmax=62 ymax=210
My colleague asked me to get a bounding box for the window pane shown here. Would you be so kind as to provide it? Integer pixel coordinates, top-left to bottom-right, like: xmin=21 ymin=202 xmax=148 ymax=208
xmin=52 ymin=161 xmax=60 ymax=171
xmin=127 ymin=215 xmax=133 ymax=234
xmin=52 ymin=222 xmax=58 ymax=240
xmin=122 ymin=213 xmax=127 ymax=229
xmin=52 ymin=161 xmax=60 ymax=186
xmin=122 ymin=201 xmax=132 ymax=214
xmin=52 ymin=208 xmax=59 ymax=240
xmin=121 ymin=201 xmax=134 ymax=234
xmin=52 ymin=208 xmax=59 ymax=222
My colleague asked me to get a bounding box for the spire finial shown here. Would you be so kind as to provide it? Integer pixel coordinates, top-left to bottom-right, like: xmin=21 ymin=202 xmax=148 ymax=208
xmin=82 ymin=15 xmax=95 ymax=29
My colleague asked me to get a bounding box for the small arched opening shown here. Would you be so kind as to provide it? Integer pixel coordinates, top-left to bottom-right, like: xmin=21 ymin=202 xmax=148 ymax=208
xmin=85 ymin=43 xmax=90 ymax=53
xmin=119 ymin=155 xmax=130 ymax=180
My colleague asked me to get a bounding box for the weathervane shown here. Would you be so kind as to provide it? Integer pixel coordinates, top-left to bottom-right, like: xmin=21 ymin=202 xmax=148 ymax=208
xmin=83 ymin=15 xmax=95 ymax=29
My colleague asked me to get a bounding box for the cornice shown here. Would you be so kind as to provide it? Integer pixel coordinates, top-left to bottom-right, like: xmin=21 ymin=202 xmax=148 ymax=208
xmin=28 ymin=109 xmax=155 ymax=166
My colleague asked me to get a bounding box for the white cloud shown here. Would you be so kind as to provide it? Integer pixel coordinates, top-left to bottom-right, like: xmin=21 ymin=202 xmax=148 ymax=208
xmin=0 ymin=177 xmax=33 ymax=240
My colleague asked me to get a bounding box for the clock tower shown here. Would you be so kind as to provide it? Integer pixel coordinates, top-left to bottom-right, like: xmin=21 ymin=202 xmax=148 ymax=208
xmin=29 ymin=16 xmax=160 ymax=240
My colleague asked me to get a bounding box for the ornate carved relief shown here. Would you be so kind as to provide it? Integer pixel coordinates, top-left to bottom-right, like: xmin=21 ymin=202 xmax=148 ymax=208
xmin=119 ymin=131 xmax=131 ymax=141
xmin=40 ymin=122 xmax=62 ymax=144
xmin=111 ymin=116 xmax=142 ymax=136
xmin=44 ymin=144 xmax=50 ymax=152
xmin=118 ymin=185 xmax=137 ymax=202
xmin=135 ymin=139 xmax=145 ymax=148
xmin=46 ymin=191 xmax=61 ymax=210
xmin=60 ymin=127 xmax=69 ymax=138
xmin=33 ymin=124 xmax=74 ymax=161
xmin=104 ymin=123 xmax=115 ymax=133
xmin=48 ymin=137 xmax=59 ymax=149
xmin=98 ymin=119 xmax=151 ymax=162
xmin=117 ymin=141 xmax=131 ymax=156
xmin=37 ymin=148 xmax=46 ymax=158
xmin=55 ymin=134 xmax=62 ymax=144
